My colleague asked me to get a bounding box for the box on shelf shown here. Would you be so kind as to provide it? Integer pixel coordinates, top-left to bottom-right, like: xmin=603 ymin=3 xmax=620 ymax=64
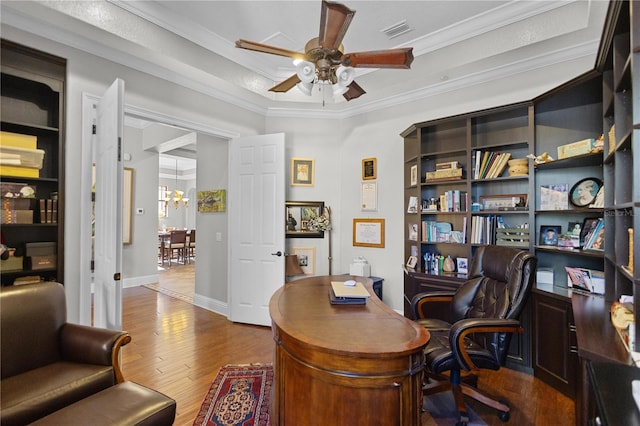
xmin=495 ymin=228 xmax=530 ymax=248
xmin=25 ymin=242 xmax=56 ymax=256
xmin=0 ymin=132 xmax=43 ymax=178
xmin=1 ymin=210 xmax=33 ymax=224
xmin=0 ymin=182 xmax=36 ymax=198
xmin=28 ymin=255 xmax=56 ymax=270
xmin=536 ymin=268 xmax=554 ymax=285
xmin=557 ymin=138 xmax=596 ymax=159
xmin=0 ymin=249 xmax=23 ymax=272
xmin=426 ymin=167 xmax=463 ymax=181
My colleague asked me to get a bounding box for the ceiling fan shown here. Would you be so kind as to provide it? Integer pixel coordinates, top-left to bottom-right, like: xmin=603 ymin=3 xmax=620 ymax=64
xmin=235 ymin=0 xmax=414 ymax=101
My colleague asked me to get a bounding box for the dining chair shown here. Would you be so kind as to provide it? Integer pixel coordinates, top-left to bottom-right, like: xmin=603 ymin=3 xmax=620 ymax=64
xmin=187 ymin=229 xmax=196 ymax=261
xmin=163 ymin=230 xmax=187 ymax=267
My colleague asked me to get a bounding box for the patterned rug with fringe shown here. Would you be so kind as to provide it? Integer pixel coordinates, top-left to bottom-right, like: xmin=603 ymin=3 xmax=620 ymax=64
xmin=193 ymin=363 xmax=272 ymax=426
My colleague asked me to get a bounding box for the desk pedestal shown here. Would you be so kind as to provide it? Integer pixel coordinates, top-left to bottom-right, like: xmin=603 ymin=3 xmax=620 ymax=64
xmin=269 ymin=276 xmax=429 ymax=425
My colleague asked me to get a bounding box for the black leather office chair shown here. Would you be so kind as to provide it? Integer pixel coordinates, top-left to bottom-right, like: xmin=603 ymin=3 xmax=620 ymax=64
xmin=411 ymin=245 xmax=536 ymax=425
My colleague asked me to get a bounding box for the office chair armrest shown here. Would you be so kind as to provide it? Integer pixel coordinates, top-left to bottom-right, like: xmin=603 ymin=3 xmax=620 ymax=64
xmin=449 ymin=318 xmax=523 ymax=371
xmin=411 ymin=291 xmax=455 ymax=319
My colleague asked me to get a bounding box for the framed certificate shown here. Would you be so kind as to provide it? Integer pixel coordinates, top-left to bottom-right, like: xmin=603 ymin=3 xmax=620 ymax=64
xmin=352 ymin=218 xmax=385 ymax=248
xmin=362 ymin=157 xmax=377 ymax=180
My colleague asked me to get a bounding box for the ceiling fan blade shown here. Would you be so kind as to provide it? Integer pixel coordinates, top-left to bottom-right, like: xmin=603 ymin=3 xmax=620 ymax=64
xmin=318 ymin=0 xmax=355 ymax=50
xmin=342 ymin=48 xmax=414 ymax=69
xmin=236 ymin=39 xmax=306 ymax=61
xmin=343 ymin=81 xmax=366 ymax=101
xmin=269 ymin=74 xmax=301 ymax=93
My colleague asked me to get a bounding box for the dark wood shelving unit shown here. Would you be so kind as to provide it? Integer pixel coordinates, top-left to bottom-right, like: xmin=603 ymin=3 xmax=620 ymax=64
xmin=1 ymin=39 xmax=66 ymax=286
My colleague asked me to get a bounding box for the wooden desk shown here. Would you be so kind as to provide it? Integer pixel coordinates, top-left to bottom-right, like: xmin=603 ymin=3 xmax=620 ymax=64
xmin=269 ymin=276 xmax=430 ymax=426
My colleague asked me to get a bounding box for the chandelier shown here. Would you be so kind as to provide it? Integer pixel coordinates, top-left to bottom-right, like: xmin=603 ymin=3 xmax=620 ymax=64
xmin=164 ymin=159 xmax=189 ymax=208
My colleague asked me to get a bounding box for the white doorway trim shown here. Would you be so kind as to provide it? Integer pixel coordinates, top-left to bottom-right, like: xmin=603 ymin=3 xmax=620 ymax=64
xmin=78 ymin=94 xmax=240 ymax=325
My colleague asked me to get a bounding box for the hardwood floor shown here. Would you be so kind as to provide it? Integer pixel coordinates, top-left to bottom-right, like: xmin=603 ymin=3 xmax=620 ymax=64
xmin=122 ymin=265 xmax=574 ymax=425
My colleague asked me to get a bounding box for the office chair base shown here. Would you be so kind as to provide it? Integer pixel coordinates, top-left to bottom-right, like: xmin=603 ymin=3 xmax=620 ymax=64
xmin=423 ymin=371 xmax=511 ymax=423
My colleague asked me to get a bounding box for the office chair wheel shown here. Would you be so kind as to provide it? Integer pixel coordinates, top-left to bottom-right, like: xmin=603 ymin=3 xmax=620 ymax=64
xmin=497 ymin=400 xmax=510 ymax=422
xmin=455 ymin=412 xmax=470 ymax=426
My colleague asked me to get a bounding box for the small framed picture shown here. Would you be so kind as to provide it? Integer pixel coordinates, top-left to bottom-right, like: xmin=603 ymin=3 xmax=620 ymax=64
xmin=580 ymin=218 xmax=601 ymax=248
xmin=456 ymin=257 xmax=468 ymax=274
xmin=291 ymin=158 xmax=314 ymax=186
xmin=406 ymin=255 xmax=418 ymax=269
xmin=410 ymin=164 xmax=418 ymax=186
xmin=539 ymin=225 xmax=561 ymax=246
xmin=362 ymin=157 xmax=377 ymax=180
xmin=569 ymin=177 xmax=602 ymax=207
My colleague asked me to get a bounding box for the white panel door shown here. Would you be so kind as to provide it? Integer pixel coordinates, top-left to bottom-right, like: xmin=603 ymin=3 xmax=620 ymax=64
xmin=228 ymin=133 xmax=285 ymax=325
xmin=93 ymin=79 xmax=124 ymax=330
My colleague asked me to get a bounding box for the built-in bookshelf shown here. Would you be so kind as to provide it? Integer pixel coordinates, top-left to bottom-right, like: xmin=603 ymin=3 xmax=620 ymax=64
xmin=0 ymin=40 xmax=66 ymax=285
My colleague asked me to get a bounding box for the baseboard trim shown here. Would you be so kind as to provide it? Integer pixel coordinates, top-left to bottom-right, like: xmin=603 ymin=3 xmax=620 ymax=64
xmin=123 ymin=274 xmax=159 ymax=288
xmin=193 ymin=294 xmax=228 ymax=317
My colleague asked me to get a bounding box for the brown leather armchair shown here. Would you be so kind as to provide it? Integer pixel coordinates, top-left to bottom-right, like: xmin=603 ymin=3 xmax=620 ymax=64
xmin=411 ymin=245 xmax=536 ymax=425
xmin=1 ymin=282 xmax=131 ymax=425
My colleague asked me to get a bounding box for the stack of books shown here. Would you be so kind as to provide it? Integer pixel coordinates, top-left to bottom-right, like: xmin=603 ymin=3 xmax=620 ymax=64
xmin=472 ymin=151 xmax=511 ymax=179
xmin=425 ymin=161 xmax=463 ymax=182
xmin=329 ymin=281 xmax=370 ymax=305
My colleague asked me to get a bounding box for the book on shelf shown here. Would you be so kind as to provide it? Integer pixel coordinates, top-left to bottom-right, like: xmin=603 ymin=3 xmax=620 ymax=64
xmin=539 ymin=184 xmax=569 ymax=210
xmin=436 ymin=161 xmax=460 ymax=170
xmin=473 ymin=150 xmax=511 ymax=179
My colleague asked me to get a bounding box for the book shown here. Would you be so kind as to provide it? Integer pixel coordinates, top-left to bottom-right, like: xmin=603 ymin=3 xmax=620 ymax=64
xmin=330 ymin=281 xmax=370 ymax=302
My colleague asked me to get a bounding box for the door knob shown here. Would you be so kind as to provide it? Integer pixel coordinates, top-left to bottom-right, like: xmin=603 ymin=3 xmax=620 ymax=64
xmin=271 ymin=251 xmax=283 ymax=257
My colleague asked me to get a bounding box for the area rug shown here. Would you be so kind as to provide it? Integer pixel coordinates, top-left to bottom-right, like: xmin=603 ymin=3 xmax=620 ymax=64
xmin=143 ymin=283 xmax=194 ymax=304
xmin=423 ymin=392 xmax=487 ymax=426
xmin=193 ymin=363 xmax=272 ymax=426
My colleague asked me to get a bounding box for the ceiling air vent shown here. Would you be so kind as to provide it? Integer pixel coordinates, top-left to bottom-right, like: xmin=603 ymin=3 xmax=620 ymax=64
xmin=381 ymin=20 xmax=411 ymax=40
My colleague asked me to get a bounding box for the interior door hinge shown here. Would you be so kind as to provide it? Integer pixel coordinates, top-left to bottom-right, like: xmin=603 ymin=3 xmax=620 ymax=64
xmin=113 ymin=272 xmax=121 ymax=281
xmin=118 ymin=137 xmax=122 ymax=161
xmin=92 ymin=124 xmax=96 ymax=135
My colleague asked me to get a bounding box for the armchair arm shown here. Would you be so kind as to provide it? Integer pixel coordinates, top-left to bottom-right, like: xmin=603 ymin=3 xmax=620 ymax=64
xmin=411 ymin=291 xmax=455 ymax=319
xmin=449 ymin=318 xmax=523 ymax=371
xmin=60 ymin=323 xmax=132 ymax=383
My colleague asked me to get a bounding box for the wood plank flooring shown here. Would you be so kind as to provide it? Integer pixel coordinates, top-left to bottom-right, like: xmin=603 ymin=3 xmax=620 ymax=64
xmin=122 ymin=263 xmax=574 ymax=425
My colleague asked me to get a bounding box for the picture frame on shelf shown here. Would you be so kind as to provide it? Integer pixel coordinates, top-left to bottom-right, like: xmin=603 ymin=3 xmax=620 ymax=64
xmin=539 ymin=225 xmax=561 ymax=246
xmin=540 ymin=184 xmax=569 ymax=210
xmin=285 ymin=201 xmax=325 ymax=238
xmin=406 ymin=255 xmax=418 ymax=269
xmin=410 ymin=164 xmax=417 ymax=186
xmin=456 ymin=257 xmax=468 ymax=274
xmin=580 ymin=218 xmax=602 ymax=248
xmin=569 ymin=177 xmax=602 ymax=207
xmin=291 ymin=158 xmax=314 ymax=186
xmin=479 ymin=194 xmax=527 ymax=211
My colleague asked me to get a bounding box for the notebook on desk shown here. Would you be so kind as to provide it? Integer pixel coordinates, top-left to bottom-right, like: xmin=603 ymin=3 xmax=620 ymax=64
xmin=329 ymin=281 xmax=369 ymax=305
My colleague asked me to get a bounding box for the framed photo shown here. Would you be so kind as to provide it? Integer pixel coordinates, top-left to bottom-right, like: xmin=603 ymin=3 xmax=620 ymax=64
xmin=362 ymin=157 xmax=377 ymax=180
xmin=580 ymin=218 xmax=602 ymax=248
xmin=539 ymin=225 xmax=561 ymax=246
xmin=410 ymin=164 xmax=418 ymax=186
xmin=456 ymin=257 xmax=468 ymax=274
xmin=292 ymin=246 xmax=316 ymax=274
xmin=291 ymin=157 xmax=314 ymax=186
xmin=479 ymin=194 xmax=527 ymax=211
xmin=406 ymin=255 xmax=418 ymax=269
xmin=197 ymin=189 xmax=226 ymax=212
xmin=353 ymin=218 xmax=385 ymax=248
xmin=361 ymin=182 xmax=377 ymax=211
xmin=123 ymin=167 xmax=134 ymax=245
xmin=569 ymin=177 xmax=602 ymax=207
xmin=286 ymin=201 xmax=325 ymax=238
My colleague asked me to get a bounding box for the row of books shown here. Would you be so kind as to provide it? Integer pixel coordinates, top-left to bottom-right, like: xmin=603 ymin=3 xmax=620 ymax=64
xmin=472 ymin=150 xmax=511 ymax=180
xmin=419 ymin=220 xmax=466 ymax=244
xmin=437 ymin=190 xmax=468 ymax=213
xmin=469 ymin=215 xmax=528 ymax=245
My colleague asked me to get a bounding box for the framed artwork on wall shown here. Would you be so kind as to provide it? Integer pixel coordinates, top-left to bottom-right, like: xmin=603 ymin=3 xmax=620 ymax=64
xmin=285 ymin=201 xmax=325 ymax=238
xmin=362 ymin=157 xmax=377 ymax=180
xmin=353 ymin=218 xmax=385 ymax=248
xmin=291 ymin=158 xmax=314 ymax=186
xmin=292 ymin=246 xmax=316 ymax=274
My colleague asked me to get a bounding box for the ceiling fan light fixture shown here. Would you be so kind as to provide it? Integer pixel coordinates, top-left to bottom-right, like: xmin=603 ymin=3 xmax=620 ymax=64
xmin=335 ymin=65 xmax=355 ymax=86
xmin=295 ymin=60 xmax=316 ymax=83
xmin=296 ymin=80 xmax=314 ymax=96
xmin=332 ymin=83 xmax=349 ymax=96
